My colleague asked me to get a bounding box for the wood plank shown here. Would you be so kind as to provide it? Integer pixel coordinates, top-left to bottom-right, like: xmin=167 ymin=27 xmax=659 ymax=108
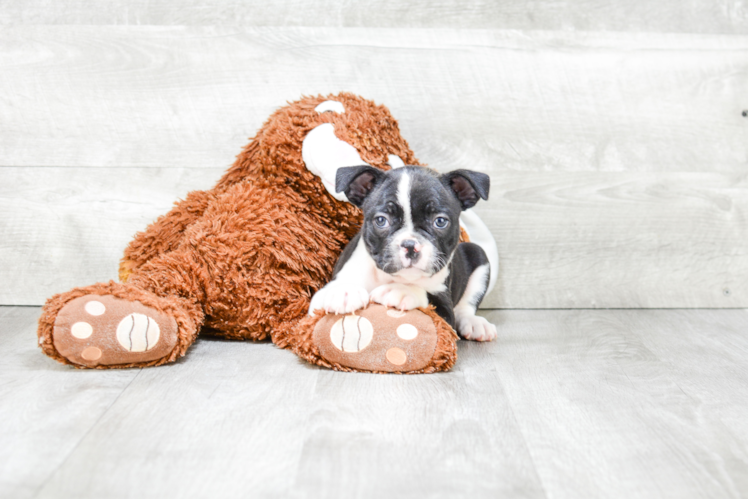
xmin=290 ymin=356 xmax=543 ymax=497
xmin=32 ymin=316 xmax=542 ymax=498
xmin=0 ymin=306 xmax=139 ymax=498
xmin=2 ymin=167 xmax=745 ymax=308
xmin=0 ymin=167 xmax=224 ymax=306
xmin=0 ymin=27 xmax=746 ymax=173
xmin=624 ymin=309 xmax=748 ymax=461
xmin=481 ymin=308 xmax=748 ymax=497
xmin=8 ymin=306 xmax=748 ymax=497
xmin=1 ymin=0 xmax=747 ymax=34
xmin=478 ymin=171 xmax=748 ymax=308
xmin=34 ymin=337 xmax=321 ymax=497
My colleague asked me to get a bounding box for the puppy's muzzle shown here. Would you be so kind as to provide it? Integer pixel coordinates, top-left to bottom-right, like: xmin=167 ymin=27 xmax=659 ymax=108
xmin=400 ymin=239 xmax=421 ymax=266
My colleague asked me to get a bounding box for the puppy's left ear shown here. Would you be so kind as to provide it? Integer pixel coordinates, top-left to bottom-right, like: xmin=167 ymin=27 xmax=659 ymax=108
xmin=441 ymin=169 xmax=490 ymax=210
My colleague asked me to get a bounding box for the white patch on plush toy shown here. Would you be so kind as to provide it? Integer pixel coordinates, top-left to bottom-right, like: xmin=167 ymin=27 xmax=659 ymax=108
xmin=303 ymin=123 xmax=368 ymax=201
xmin=396 ymin=323 xmax=418 ymax=340
xmin=459 ymin=210 xmax=499 ymax=294
xmin=85 ymin=300 xmax=106 ymax=316
xmin=116 ymin=313 xmax=160 ymax=352
xmin=387 ymin=154 xmax=405 ymax=168
xmin=315 ymin=100 xmax=345 ymax=114
xmin=330 ymin=314 xmax=373 ymax=352
xmin=71 ymin=321 xmax=93 ymax=339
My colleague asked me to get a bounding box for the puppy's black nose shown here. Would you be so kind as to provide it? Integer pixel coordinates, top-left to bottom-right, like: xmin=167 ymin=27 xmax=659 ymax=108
xmin=401 ymin=239 xmax=419 ymax=259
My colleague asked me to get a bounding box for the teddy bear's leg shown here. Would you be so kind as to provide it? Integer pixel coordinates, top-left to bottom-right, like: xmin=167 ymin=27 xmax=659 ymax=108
xmin=38 ymin=278 xmax=203 ymax=369
xmin=119 ymin=190 xmax=216 ymax=282
xmin=276 ymin=304 xmax=459 ymax=374
xmin=119 ymin=141 xmax=278 ymax=282
xmin=39 ymin=245 xmax=211 ymax=369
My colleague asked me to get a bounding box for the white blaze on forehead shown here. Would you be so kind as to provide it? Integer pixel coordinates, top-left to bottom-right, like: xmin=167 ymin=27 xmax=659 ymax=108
xmin=396 ymin=172 xmax=413 ymax=231
xmin=302 ymin=123 xmax=368 ymax=202
xmin=392 ymin=171 xmax=437 ymax=273
xmin=314 ymin=100 xmax=345 ymax=114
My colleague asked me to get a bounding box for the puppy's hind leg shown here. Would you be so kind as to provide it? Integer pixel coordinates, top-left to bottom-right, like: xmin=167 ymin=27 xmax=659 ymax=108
xmin=454 ymin=263 xmax=497 ymax=342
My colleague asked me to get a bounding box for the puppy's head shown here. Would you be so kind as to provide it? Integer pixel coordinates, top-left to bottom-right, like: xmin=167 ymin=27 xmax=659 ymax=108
xmin=336 ymin=165 xmax=489 ymax=280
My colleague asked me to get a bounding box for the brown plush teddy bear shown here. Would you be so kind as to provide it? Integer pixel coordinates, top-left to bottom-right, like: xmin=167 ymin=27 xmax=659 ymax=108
xmin=37 ymin=93 xmax=497 ymax=373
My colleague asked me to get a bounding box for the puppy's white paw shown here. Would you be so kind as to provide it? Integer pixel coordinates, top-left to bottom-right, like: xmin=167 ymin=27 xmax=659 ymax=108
xmin=457 ymin=314 xmax=497 ymax=342
xmin=370 ymin=284 xmax=428 ymax=311
xmin=309 ymin=284 xmax=369 ymax=315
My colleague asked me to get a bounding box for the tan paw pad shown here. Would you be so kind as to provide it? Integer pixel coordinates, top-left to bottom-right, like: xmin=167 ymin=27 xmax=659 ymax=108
xmin=53 ymin=294 xmax=178 ymax=367
xmin=81 ymin=346 xmax=102 ymax=361
xmin=313 ymin=304 xmax=438 ymax=373
xmin=385 ymin=347 xmax=407 ymax=366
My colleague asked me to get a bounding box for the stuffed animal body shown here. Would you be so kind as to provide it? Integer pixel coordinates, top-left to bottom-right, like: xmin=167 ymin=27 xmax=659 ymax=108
xmin=38 ymin=93 xmax=497 ymax=373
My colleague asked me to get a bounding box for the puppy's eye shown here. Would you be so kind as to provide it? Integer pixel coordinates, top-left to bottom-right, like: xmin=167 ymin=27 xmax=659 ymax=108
xmin=374 ymin=216 xmax=390 ymax=228
xmin=433 ymin=216 xmax=449 ymax=229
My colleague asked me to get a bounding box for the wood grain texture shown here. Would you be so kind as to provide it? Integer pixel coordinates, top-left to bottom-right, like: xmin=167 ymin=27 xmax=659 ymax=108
xmin=0 ymin=167 xmax=224 ymax=306
xmin=478 ymin=171 xmax=748 ymax=308
xmin=2 ymin=168 xmax=745 ymax=308
xmin=4 ymin=306 xmax=748 ymax=497
xmin=0 ymin=27 xmax=746 ymax=173
xmin=480 ymin=308 xmax=748 ymax=497
xmin=34 ymin=336 xmax=322 ymax=498
xmin=290 ymin=357 xmax=542 ymax=498
xmin=1 ymin=27 xmax=746 ymax=308
xmin=0 ymin=307 xmax=139 ymax=498
xmin=1 ymin=0 xmax=747 ymax=34
xmin=36 ymin=343 xmax=545 ymax=498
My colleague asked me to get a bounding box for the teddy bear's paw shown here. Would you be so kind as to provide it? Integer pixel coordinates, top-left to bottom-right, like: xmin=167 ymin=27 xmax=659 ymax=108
xmin=52 ymin=294 xmax=179 ymax=368
xmin=311 ymin=304 xmax=442 ymax=373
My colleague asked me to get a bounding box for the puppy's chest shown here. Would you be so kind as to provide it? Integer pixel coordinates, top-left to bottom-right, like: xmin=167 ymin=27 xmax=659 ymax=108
xmin=383 ymin=265 xmax=450 ymax=295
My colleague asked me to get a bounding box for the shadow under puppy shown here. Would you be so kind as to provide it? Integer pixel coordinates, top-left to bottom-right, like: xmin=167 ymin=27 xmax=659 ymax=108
xmin=309 ymin=165 xmax=496 ymax=341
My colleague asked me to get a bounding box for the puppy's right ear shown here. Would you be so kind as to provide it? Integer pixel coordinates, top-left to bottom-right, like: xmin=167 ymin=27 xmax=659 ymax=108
xmin=335 ymin=166 xmax=385 ymax=207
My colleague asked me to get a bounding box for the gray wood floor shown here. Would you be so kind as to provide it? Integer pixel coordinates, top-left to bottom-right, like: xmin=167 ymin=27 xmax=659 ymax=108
xmin=2 ymin=306 xmax=747 ymax=498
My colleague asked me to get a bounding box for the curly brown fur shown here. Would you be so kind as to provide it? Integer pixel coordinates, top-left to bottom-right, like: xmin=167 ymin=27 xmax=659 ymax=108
xmin=121 ymin=93 xmax=422 ymax=282
xmin=120 ymin=190 xmax=217 ymax=281
xmin=39 ymin=92 xmax=460 ymax=372
xmin=116 ymin=93 xmax=423 ymax=343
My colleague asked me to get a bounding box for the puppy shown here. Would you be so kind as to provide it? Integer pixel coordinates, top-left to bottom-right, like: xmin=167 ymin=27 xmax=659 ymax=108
xmin=308 ymin=165 xmax=496 ymax=341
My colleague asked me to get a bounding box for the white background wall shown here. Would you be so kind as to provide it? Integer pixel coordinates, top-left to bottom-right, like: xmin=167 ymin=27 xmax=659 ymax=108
xmin=1 ymin=1 xmax=747 ymax=308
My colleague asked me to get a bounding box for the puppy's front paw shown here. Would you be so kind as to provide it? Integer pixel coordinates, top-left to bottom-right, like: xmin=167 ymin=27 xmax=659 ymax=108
xmin=309 ymin=284 xmax=369 ymax=316
xmin=370 ymin=284 xmax=428 ymax=311
xmin=457 ymin=314 xmax=497 ymax=342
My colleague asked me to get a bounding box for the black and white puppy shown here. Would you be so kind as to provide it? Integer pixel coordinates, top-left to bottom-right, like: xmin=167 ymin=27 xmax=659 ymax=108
xmin=308 ymin=165 xmax=496 ymax=341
